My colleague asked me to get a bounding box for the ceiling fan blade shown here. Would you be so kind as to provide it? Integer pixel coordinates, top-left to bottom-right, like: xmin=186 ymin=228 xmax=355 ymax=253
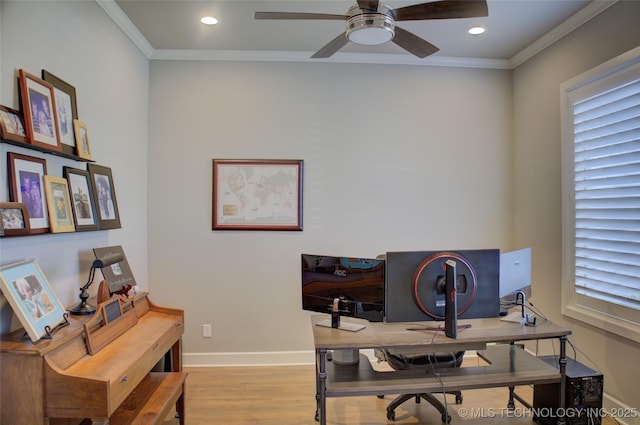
xmin=255 ymin=11 xmax=346 ymax=21
xmin=357 ymin=0 xmax=379 ymax=12
xmin=392 ymin=26 xmax=439 ymax=58
xmin=311 ymin=32 xmax=349 ymax=58
xmin=391 ymin=0 xmax=488 ymax=21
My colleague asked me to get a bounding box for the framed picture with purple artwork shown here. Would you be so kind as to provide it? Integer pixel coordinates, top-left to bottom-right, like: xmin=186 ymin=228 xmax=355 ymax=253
xmin=7 ymin=152 xmax=49 ymax=233
xmin=18 ymin=69 xmax=61 ymax=151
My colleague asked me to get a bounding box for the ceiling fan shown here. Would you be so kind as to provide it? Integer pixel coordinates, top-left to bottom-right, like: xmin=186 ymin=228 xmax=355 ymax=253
xmin=255 ymin=0 xmax=488 ymax=59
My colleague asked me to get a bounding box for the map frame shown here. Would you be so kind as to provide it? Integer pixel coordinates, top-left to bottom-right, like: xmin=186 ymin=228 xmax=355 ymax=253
xmin=212 ymin=159 xmax=303 ymax=231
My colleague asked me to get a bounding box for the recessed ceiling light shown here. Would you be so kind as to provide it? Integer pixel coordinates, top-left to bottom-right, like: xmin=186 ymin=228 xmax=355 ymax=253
xmin=201 ymin=16 xmax=218 ymax=25
xmin=468 ymin=26 xmax=485 ymax=35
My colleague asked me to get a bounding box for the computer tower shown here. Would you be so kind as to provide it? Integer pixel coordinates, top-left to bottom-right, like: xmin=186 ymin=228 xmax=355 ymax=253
xmin=533 ymin=356 xmax=604 ymax=425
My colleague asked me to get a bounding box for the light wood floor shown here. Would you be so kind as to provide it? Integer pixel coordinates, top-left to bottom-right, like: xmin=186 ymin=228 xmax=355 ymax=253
xmin=162 ymin=363 xmax=540 ymax=425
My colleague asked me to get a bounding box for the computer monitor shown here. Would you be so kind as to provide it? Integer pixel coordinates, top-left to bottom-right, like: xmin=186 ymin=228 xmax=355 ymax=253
xmin=499 ymin=247 xmax=532 ymax=312
xmin=385 ymin=249 xmax=500 ymax=323
xmin=301 ymin=254 xmax=385 ymax=322
xmin=499 ymin=247 xmax=532 ymax=298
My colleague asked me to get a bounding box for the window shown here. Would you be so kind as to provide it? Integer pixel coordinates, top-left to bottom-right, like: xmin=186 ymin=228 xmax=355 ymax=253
xmin=561 ymin=46 xmax=640 ymax=343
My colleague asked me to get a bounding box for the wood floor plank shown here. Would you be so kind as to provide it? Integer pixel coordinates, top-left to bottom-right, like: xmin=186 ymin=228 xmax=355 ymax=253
xmin=162 ymin=364 xmax=540 ymax=424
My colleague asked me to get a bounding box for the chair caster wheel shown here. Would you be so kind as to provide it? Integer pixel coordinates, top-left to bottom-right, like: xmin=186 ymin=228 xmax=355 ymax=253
xmin=455 ymin=394 xmax=463 ymax=404
xmin=387 ymin=409 xmax=395 ymax=421
xmin=377 ymin=395 xmax=385 ymax=399
xmin=442 ymin=412 xmax=452 ymax=423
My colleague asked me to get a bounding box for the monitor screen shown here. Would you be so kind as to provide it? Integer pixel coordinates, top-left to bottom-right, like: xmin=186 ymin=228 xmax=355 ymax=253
xmin=499 ymin=247 xmax=532 ymax=312
xmin=301 ymin=254 xmax=385 ymax=322
xmin=385 ymin=249 xmax=500 ymax=323
xmin=499 ymin=247 xmax=532 ymax=298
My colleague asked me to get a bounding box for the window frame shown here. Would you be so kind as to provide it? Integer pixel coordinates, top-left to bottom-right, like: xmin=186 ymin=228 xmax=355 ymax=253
xmin=560 ymin=46 xmax=640 ymax=343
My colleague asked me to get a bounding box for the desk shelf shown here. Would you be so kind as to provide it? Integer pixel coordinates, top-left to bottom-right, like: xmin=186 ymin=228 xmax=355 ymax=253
xmin=325 ymin=345 xmax=560 ymax=397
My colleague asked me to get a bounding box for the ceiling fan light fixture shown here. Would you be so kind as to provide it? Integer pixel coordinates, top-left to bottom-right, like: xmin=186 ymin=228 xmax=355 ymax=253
xmin=346 ymin=12 xmax=395 ymax=45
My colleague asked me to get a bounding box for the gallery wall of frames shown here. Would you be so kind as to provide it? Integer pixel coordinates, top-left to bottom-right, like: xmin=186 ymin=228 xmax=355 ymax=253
xmin=0 ymin=68 xmax=121 ymax=237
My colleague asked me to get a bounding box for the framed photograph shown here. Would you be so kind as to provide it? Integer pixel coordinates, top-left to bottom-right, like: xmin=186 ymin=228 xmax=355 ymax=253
xmin=18 ymin=69 xmax=61 ymax=151
xmin=42 ymin=70 xmax=78 ymax=156
xmin=87 ymin=163 xmax=121 ymax=229
xmin=7 ymin=152 xmax=49 ymax=233
xmin=93 ymin=245 xmax=137 ymax=295
xmin=0 ymin=202 xmax=31 ymax=236
xmin=212 ymin=159 xmax=303 ymax=231
xmin=63 ymin=166 xmax=99 ymax=231
xmin=0 ymin=105 xmax=27 ymax=143
xmin=0 ymin=259 xmax=67 ymax=342
xmin=102 ymin=297 xmax=122 ymax=324
xmin=43 ymin=176 xmax=76 ymax=233
xmin=73 ymin=119 xmax=92 ymax=160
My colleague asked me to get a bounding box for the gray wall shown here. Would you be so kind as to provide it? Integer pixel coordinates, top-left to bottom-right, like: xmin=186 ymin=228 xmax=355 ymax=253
xmin=512 ymin=1 xmax=640 ymax=415
xmin=147 ymin=61 xmax=512 ymax=364
xmin=0 ymin=1 xmax=149 ymax=329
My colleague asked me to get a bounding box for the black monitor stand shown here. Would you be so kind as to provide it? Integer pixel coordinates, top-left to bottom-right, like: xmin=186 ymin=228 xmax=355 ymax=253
xmin=444 ymin=259 xmax=458 ymax=338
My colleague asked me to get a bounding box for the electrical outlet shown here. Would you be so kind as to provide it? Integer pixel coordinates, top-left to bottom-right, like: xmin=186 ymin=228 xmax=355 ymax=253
xmin=202 ymin=324 xmax=212 ymax=338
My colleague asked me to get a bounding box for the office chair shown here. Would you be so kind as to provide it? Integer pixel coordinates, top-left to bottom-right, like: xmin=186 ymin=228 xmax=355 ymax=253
xmin=374 ymin=349 xmax=464 ymax=423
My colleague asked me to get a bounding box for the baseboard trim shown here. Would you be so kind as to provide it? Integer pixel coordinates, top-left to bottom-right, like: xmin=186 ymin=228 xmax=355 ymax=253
xmin=603 ymin=393 xmax=639 ymax=425
xmin=183 ymin=350 xmax=315 ymax=367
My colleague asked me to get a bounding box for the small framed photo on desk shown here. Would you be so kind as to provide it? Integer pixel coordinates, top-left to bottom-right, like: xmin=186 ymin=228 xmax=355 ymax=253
xmin=102 ymin=297 xmax=122 ymax=324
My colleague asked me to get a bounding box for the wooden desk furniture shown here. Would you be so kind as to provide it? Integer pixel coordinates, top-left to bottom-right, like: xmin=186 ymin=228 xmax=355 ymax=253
xmin=0 ymin=293 xmax=186 ymax=425
xmin=312 ymin=315 xmax=571 ymax=425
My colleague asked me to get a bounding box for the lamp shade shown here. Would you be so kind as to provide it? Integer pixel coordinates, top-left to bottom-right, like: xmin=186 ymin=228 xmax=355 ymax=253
xmin=93 ymin=253 xmax=124 ymax=269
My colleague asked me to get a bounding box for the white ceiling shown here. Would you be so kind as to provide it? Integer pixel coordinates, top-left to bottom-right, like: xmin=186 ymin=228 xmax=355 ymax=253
xmin=107 ymin=0 xmax=613 ymax=67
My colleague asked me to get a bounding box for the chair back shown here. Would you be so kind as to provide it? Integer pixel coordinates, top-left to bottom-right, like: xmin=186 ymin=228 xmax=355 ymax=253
xmin=374 ymin=349 xmax=464 ymax=371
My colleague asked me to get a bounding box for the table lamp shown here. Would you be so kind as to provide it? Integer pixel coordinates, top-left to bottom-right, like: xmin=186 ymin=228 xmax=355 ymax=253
xmin=69 ymin=253 xmax=124 ymax=315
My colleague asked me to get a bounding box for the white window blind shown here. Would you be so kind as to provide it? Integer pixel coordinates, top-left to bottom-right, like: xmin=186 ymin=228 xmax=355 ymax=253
xmin=572 ymin=78 xmax=640 ymax=310
xmin=561 ymin=47 xmax=640 ymax=342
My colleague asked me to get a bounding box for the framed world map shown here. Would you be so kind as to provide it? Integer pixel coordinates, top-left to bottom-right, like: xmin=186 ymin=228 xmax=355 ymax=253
xmin=212 ymin=159 xmax=303 ymax=231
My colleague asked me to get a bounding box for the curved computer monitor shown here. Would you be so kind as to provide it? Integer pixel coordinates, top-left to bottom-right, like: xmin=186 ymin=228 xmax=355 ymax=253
xmin=384 ymin=249 xmax=500 ymax=323
xmin=301 ymin=254 xmax=385 ymax=322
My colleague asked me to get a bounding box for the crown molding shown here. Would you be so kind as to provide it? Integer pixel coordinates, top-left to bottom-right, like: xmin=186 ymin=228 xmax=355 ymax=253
xmin=150 ymin=49 xmax=511 ymax=69
xmin=96 ymin=0 xmax=154 ymax=58
xmin=509 ymin=0 xmax=617 ymax=68
xmin=98 ymin=0 xmax=616 ymax=69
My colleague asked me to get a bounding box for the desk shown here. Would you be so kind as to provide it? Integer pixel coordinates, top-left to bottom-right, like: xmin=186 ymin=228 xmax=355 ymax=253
xmin=0 ymin=293 xmax=185 ymax=425
xmin=312 ymin=315 xmax=571 ymax=425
